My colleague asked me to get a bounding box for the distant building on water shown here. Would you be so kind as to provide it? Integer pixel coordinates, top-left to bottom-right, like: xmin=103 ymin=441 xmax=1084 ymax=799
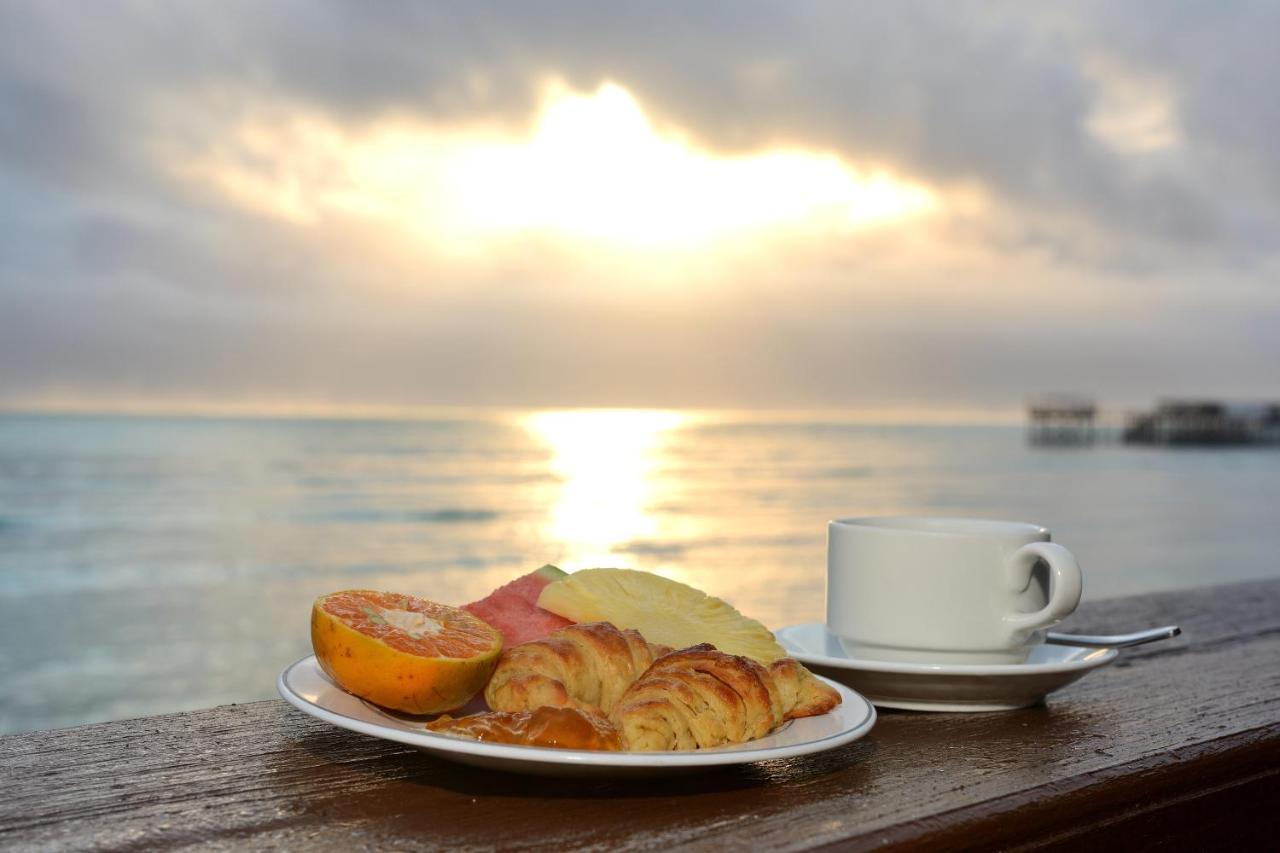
xmin=1027 ymin=395 xmax=1097 ymax=445
xmin=1123 ymin=400 xmax=1280 ymax=446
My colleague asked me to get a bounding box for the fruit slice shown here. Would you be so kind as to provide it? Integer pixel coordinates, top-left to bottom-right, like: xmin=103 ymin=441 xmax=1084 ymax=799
xmin=536 ymin=568 xmax=787 ymax=663
xmin=463 ymin=564 xmax=572 ymax=647
xmin=311 ymin=590 xmax=502 ymax=714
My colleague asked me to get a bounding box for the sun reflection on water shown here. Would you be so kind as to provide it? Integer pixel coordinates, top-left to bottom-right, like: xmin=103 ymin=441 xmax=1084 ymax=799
xmin=523 ymin=409 xmax=686 ymax=570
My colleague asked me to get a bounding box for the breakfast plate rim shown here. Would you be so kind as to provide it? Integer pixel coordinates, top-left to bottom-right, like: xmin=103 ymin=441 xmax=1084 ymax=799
xmin=775 ymin=623 xmax=1118 ymax=676
xmin=278 ymin=654 xmax=876 ymax=768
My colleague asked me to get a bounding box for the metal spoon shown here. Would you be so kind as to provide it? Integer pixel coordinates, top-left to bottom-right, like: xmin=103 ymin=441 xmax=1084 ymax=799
xmin=1045 ymin=625 xmax=1181 ymax=648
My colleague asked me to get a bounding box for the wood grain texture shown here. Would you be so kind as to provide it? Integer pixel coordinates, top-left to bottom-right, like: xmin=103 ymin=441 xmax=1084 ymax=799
xmin=3 ymin=579 xmax=1279 ymax=851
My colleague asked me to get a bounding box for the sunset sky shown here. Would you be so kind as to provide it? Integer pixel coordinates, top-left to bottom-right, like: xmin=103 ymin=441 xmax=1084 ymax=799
xmin=2 ymin=1 xmax=1278 ymax=414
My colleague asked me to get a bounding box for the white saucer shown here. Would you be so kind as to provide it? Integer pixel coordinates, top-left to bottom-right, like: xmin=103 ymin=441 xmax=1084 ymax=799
xmin=775 ymin=623 xmax=1118 ymax=712
xmin=278 ymin=655 xmax=876 ymax=777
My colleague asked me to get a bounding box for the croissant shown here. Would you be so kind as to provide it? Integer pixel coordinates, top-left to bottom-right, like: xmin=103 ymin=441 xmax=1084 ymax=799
xmin=427 ymin=706 xmax=623 ymax=751
xmin=768 ymin=656 xmax=842 ymax=721
xmin=485 ymin=621 xmax=671 ymax=715
xmin=611 ymin=645 xmax=840 ymax=751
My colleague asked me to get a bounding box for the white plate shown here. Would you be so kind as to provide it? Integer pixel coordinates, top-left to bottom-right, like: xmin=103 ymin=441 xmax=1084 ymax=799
xmin=775 ymin=623 xmax=1117 ymax=712
xmin=278 ymin=655 xmax=876 ymax=777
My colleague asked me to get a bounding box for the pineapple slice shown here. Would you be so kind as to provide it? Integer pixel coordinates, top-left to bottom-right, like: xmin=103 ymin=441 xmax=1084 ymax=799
xmin=536 ymin=568 xmax=786 ymax=663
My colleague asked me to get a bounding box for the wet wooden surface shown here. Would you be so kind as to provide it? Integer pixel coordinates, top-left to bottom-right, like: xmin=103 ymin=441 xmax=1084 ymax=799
xmin=3 ymin=579 xmax=1279 ymax=851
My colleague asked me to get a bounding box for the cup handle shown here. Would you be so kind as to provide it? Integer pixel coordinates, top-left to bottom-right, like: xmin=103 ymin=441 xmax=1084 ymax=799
xmin=1003 ymin=542 xmax=1083 ymax=641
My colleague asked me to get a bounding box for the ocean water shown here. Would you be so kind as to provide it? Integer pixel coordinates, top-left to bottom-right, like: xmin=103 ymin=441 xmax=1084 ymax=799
xmin=2 ymin=410 xmax=1279 ymax=734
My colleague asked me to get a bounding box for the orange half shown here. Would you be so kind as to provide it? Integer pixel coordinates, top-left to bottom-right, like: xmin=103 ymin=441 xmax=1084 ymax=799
xmin=311 ymin=590 xmax=503 ymax=714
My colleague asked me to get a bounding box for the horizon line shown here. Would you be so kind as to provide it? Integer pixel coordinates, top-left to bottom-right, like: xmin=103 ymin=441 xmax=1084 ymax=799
xmin=0 ymin=398 xmax=1034 ymax=426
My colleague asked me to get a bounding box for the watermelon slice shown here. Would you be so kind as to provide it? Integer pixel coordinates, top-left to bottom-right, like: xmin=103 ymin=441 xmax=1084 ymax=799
xmin=463 ymin=564 xmax=573 ymax=648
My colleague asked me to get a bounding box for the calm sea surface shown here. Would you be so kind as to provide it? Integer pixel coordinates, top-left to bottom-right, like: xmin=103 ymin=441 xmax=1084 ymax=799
xmin=2 ymin=410 xmax=1279 ymax=734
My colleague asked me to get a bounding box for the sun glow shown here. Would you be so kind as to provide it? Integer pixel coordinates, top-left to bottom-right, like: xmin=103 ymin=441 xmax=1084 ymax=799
xmin=170 ymin=81 xmax=940 ymax=251
xmin=524 ymin=409 xmax=686 ymax=569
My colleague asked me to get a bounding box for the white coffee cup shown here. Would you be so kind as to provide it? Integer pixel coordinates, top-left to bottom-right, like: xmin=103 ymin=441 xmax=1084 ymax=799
xmin=827 ymin=517 xmax=1083 ymax=664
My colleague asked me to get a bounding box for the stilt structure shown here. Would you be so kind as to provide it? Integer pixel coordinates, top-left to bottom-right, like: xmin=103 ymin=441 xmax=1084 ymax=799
xmin=1124 ymin=400 xmax=1280 ymax=446
xmin=1027 ymin=396 xmax=1096 ymax=445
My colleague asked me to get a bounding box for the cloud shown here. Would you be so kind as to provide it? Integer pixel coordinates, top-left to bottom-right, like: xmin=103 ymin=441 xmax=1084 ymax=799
xmin=1 ymin=1 xmax=1279 ymax=410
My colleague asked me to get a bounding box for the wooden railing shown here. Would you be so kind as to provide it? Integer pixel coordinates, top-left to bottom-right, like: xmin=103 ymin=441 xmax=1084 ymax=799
xmin=3 ymin=579 xmax=1278 ymax=850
